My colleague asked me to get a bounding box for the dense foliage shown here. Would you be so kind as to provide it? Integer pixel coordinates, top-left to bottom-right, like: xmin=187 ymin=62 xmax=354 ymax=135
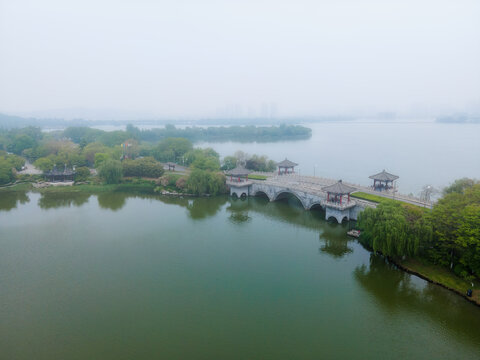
xmin=60 ymin=124 xmax=311 ymax=145
xmin=186 ymin=169 xmax=226 ymax=195
xmin=358 ymin=181 xmax=480 ymax=280
xmin=122 ymin=157 xmax=164 ymax=178
xmin=98 ymin=159 xmax=123 ymax=184
xmin=0 ymin=151 xmax=25 ymax=184
xmin=220 ymin=151 xmax=276 ymax=172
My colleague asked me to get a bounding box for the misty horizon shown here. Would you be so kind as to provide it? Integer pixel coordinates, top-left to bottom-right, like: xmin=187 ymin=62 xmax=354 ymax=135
xmin=1 ymin=0 xmax=479 ymax=120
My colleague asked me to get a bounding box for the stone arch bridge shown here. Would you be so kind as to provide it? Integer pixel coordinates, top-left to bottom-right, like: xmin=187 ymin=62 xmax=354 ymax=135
xmin=227 ymin=176 xmax=374 ymax=223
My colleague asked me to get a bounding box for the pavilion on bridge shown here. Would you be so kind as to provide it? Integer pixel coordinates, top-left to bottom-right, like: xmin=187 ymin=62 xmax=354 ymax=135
xmin=226 ymin=166 xmax=252 ymax=183
xmin=369 ymin=169 xmax=399 ymax=191
xmin=322 ymin=180 xmax=356 ymax=206
xmin=44 ymin=164 xmax=76 ymax=182
xmin=277 ymin=158 xmax=298 ymax=175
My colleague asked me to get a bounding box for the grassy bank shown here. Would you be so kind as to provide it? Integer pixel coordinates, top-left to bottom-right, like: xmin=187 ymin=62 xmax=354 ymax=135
xmin=351 ymin=191 xmax=426 ymax=211
xmin=395 ymin=258 xmax=480 ymax=305
xmin=248 ymin=174 xmax=268 ymax=180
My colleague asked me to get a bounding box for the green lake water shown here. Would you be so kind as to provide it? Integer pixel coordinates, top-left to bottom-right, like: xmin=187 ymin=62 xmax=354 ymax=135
xmin=1 ymin=192 xmax=479 ymax=359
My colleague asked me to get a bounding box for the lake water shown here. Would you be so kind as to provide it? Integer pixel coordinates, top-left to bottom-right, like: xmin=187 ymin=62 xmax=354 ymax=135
xmin=1 ymin=192 xmax=479 ymax=359
xmin=44 ymin=119 xmax=480 ymax=195
xmin=197 ymin=120 xmax=480 ymax=195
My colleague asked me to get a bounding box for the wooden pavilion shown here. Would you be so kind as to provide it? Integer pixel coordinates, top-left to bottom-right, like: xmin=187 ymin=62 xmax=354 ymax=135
xmin=322 ymin=180 xmax=356 ymax=205
xmin=226 ymin=166 xmax=252 ymax=183
xmin=277 ymin=158 xmax=298 ymax=175
xmin=44 ymin=164 xmax=76 ymax=182
xmin=369 ymin=169 xmax=399 ymax=191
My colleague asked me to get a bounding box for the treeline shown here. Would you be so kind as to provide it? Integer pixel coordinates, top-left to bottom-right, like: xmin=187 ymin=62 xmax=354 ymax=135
xmin=0 ymin=125 xmax=278 ymax=196
xmin=357 ymin=178 xmax=480 ymax=280
xmin=63 ymin=123 xmax=311 ymax=144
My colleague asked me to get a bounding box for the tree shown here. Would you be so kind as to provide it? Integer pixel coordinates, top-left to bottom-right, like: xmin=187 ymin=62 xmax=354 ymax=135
xmin=357 ymin=201 xmax=427 ymax=258
xmin=191 ymin=155 xmax=220 ymax=171
xmin=34 ymin=157 xmax=54 ymax=172
xmin=8 ymin=134 xmax=35 ymax=154
xmin=153 ymin=138 xmax=193 ymax=163
xmin=175 ymin=177 xmax=187 ymax=190
xmin=221 ymin=156 xmax=237 ymax=171
xmin=186 ymin=169 xmax=210 ymax=195
xmin=0 ymin=159 xmax=14 ymax=184
xmin=455 ymin=204 xmax=480 ymax=276
xmin=122 ymin=157 xmax=164 ymax=178
xmin=208 ymin=172 xmax=227 ymax=195
xmin=443 ymin=178 xmax=477 ymax=195
xmin=98 ymin=159 xmax=123 ymax=184
xmin=74 ymin=166 xmax=91 ymax=182
xmin=83 ymin=142 xmax=108 ymax=165
xmin=94 ymin=153 xmax=110 ymax=168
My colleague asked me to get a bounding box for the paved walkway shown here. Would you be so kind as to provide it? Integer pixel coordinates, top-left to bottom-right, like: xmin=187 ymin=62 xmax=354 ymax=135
xmin=17 ymin=161 xmax=42 ymax=175
xmin=251 ymin=172 xmax=433 ymax=209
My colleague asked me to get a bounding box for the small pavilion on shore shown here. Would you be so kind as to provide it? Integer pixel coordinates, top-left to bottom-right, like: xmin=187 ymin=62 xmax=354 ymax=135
xmin=277 ymin=158 xmax=298 ymax=175
xmin=226 ymin=166 xmax=252 ymax=183
xmin=166 ymin=162 xmax=176 ymax=171
xmin=322 ymin=180 xmax=356 ymax=205
xmin=369 ymin=169 xmax=399 ymax=191
xmin=44 ymin=164 xmax=76 ymax=182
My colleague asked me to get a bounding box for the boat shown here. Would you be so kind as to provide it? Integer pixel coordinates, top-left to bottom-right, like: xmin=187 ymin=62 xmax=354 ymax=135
xmin=347 ymin=229 xmax=361 ymax=238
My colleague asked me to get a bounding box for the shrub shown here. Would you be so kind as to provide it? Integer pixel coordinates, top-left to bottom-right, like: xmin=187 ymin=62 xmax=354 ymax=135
xmin=122 ymin=157 xmax=164 ymax=178
xmin=175 ymin=177 xmax=187 ymax=190
xmin=74 ymin=166 xmax=91 ymax=182
xmin=98 ymin=159 xmax=123 ymax=184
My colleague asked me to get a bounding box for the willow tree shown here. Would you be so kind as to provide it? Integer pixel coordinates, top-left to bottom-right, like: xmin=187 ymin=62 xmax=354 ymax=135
xmin=357 ymin=201 xmax=428 ymax=258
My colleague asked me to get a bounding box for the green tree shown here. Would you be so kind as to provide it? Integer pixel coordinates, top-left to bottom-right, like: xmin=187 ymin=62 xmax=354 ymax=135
xmin=98 ymin=159 xmax=123 ymax=184
xmin=357 ymin=202 xmax=426 ymax=258
xmin=443 ymin=178 xmax=477 ymax=195
xmin=186 ymin=169 xmax=210 ymax=195
xmin=94 ymin=153 xmax=110 ymax=168
xmin=153 ymin=138 xmax=193 ymax=163
xmin=74 ymin=166 xmax=91 ymax=182
xmin=191 ymin=155 xmax=220 ymax=171
xmin=221 ymin=156 xmax=237 ymax=171
xmin=0 ymin=159 xmax=14 ymax=184
xmin=8 ymin=134 xmax=35 ymax=154
xmin=34 ymin=157 xmax=54 ymax=172
xmin=122 ymin=157 xmax=164 ymax=178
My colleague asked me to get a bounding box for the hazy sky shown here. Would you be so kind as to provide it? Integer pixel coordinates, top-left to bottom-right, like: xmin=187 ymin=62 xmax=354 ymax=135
xmin=1 ymin=0 xmax=479 ymax=119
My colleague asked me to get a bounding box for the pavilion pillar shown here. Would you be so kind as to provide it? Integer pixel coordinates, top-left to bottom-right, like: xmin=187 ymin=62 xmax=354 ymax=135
xmin=348 ymin=194 xmax=350 ymax=203
xmin=340 ymin=195 xmax=342 ymax=205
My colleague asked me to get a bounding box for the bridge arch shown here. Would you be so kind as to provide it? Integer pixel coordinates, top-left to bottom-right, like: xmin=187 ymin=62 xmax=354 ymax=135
xmin=327 ymin=215 xmax=348 ymax=224
xmin=308 ymin=202 xmax=324 ymax=211
xmin=254 ymin=190 xmax=272 ymax=201
xmin=272 ymin=190 xmax=308 ymax=209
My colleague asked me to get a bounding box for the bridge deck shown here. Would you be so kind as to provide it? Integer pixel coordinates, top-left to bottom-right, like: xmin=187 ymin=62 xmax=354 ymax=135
xmin=250 ymin=173 xmax=432 ymax=209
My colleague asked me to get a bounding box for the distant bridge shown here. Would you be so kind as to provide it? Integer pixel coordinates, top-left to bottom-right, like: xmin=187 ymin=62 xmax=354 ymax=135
xmin=227 ymin=173 xmax=432 ymax=223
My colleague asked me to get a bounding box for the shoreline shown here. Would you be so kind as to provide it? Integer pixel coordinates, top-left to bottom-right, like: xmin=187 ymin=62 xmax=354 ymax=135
xmin=391 ymin=258 xmax=480 ymax=307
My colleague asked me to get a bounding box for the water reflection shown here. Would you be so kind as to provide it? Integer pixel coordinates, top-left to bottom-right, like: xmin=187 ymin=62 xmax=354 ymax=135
xmin=97 ymin=192 xmax=128 ymax=211
xmin=319 ymin=223 xmax=353 ymax=258
xmin=228 ymin=196 xmax=327 ymax=231
xmin=0 ymin=191 xmax=30 ymax=211
xmin=354 ymin=254 xmax=480 ymax=345
xmin=186 ymin=196 xmax=228 ymax=219
xmin=38 ymin=192 xmax=90 ymax=209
